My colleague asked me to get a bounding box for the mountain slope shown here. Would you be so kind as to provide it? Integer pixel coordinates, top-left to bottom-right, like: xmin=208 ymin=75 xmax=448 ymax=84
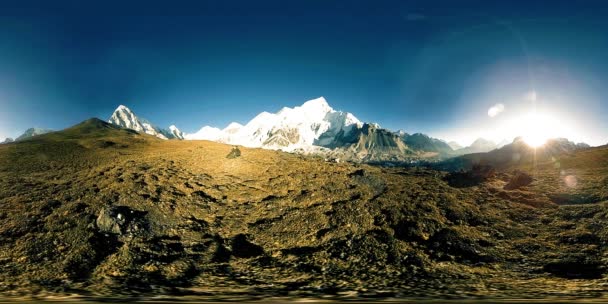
xmin=2 ymin=118 xmax=608 ymax=299
xmin=401 ymin=133 xmax=454 ymax=155
xmin=437 ymin=137 xmax=589 ymax=171
xmin=448 ymin=141 xmax=463 ymax=150
xmin=322 ymin=123 xmax=414 ymax=161
xmin=108 ymin=105 xmax=184 ymax=140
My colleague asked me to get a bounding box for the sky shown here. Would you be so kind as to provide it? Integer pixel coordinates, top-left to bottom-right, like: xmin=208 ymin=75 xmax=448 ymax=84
xmin=1 ymin=0 xmax=608 ymax=146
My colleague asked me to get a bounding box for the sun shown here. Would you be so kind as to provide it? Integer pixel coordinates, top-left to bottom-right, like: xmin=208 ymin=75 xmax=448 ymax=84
xmin=523 ymin=132 xmax=548 ymax=148
xmin=519 ymin=112 xmax=559 ymax=148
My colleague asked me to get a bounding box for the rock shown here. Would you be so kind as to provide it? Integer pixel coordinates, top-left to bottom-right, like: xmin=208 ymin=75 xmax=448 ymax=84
xmin=96 ymin=207 xmax=124 ymax=234
xmin=96 ymin=206 xmax=148 ymax=235
xmin=226 ymin=146 xmax=241 ymax=159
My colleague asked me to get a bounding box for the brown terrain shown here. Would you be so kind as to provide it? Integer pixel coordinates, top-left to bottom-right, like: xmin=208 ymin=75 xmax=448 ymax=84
xmin=0 ymin=118 xmax=607 ymax=301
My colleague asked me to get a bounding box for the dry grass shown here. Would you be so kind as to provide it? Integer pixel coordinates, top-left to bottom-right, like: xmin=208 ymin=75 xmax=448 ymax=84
xmin=0 ymin=118 xmax=607 ymax=300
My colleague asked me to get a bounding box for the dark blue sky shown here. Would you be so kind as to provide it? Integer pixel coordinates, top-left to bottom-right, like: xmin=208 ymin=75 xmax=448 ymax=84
xmin=1 ymin=0 xmax=608 ymax=145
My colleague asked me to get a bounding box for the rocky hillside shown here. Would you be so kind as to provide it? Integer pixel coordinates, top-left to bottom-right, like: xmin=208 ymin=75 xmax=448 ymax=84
xmin=0 ymin=118 xmax=607 ymax=301
xmin=400 ymin=133 xmax=454 ymax=156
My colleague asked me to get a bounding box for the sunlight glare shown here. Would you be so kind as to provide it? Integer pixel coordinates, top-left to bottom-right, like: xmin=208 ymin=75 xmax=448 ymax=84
xmin=519 ymin=112 xmax=559 ymax=148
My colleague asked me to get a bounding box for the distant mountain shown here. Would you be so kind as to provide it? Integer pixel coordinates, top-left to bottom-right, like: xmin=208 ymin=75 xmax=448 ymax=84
xmin=1 ymin=138 xmax=14 ymax=144
xmin=186 ymin=97 xmax=362 ymax=151
xmin=496 ymin=139 xmax=511 ymax=149
xmin=185 ymin=122 xmax=243 ymax=142
xmin=185 ymin=97 xmax=462 ymax=162
xmin=448 ymin=141 xmax=463 ymax=150
xmin=15 ymin=128 xmax=54 ymax=141
xmin=456 ymin=138 xmax=497 ymax=155
xmin=167 ymin=125 xmax=185 ymax=140
xmin=576 ymin=142 xmax=591 ymax=149
xmin=108 ymin=105 xmax=184 ymax=140
xmin=437 ymin=137 xmax=589 ymax=171
xmin=400 ymin=133 xmax=454 ymax=155
xmin=321 ymin=123 xmax=414 ymax=162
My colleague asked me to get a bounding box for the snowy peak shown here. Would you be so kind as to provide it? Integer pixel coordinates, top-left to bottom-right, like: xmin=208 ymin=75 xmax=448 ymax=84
xmin=108 ymin=105 xmax=183 ymax=140
xmin=167 ymin=125 xmax=185 ymax=140
xmin=240 ymin=97 xmax=362 ymax=150
xmin=185 ymin=126 xmax=223 ymax=141
xmin=110 ymin=105 xmax=140 ymax=131
xmin=224 ymin=122 xmax=243 ymax=130
xmin=185 ymin=122 xmax=244 ymax=141
xmin=300 ymin=96 xmax=333 ymax=116
xmin=184 ymin=97 xmax=362 ymax=151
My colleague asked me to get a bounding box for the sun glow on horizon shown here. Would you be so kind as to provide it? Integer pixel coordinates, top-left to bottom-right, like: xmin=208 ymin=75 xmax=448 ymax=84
xmin=518 ymin=112 xmax=561 ymax=147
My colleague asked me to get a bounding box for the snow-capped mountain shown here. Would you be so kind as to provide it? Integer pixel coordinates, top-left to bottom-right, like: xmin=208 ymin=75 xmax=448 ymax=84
xmin=16 ymin=128 xmax=54 ymax=141
xmin=184 ymin=97 xmax=466 ymax=162
xmin=186 ymin=97 xmax=362 ymax=151
xmin=184 ymin=122 xmax=243 ymax=141
xmin=167 ymin=125 xmax=185 ymax=140
xmin=108 ymin=105 xmax=184 ymax=140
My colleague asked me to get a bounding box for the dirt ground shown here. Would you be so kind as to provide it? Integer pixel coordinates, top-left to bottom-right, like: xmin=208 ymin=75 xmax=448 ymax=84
xmin=0 ymin=118 xmax=607 ymax=301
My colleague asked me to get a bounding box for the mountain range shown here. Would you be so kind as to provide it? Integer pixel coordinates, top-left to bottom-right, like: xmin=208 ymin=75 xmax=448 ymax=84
xmin=0 ymin=128 xmax=54 ymax=143
xmin=453 ymin=138 xmax=510 ymax=155
xmin=180 ymin=97 xmax=461 ymax=162
xmin=435 ymin=136 xmax=591 ymax=171
xmin=185 ymin=97 xmax=362 ymax=150
xmin=1 ymin=96 xmax=592 ymax=163
xmin=108 ymin=105 xmax=184 ymax=140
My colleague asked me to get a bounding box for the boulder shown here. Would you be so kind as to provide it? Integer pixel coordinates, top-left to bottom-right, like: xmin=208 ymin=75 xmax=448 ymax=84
xmin=96 ymin=206 xmax=147 ymax=235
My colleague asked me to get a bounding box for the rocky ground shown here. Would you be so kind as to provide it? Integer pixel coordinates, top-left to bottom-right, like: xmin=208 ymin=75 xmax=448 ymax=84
xmin=0 ymin=118 xmax=607 ymax=301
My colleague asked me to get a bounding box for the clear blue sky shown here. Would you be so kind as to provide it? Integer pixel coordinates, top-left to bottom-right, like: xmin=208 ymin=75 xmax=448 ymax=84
xmin=1 ymin=0 xmax=607 ymax=145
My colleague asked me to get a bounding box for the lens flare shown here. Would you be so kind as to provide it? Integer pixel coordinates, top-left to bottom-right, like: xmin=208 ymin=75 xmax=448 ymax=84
xmin=519 ymin=112 xmax=560 ymax=148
